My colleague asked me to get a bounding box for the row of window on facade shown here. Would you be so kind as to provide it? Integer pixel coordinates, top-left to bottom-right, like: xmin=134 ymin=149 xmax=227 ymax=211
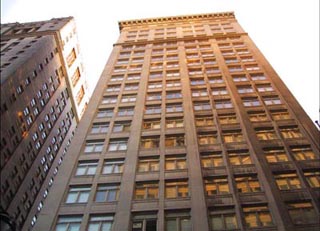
xmin=53 ymin=200 xmax=317 ymax=231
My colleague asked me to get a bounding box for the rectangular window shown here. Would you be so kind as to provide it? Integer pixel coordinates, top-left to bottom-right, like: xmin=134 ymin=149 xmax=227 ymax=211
xmin=166 ymin=91 xmax=182 ymax=99
xmin=215 ymin=100 xmax=233 ymax=109
xmin=280 ymin=126 xmax=303 ymax=139
xmin=222 ymin=131 xmax=244 ymax=143
xmin=165 ymin=134 xmax=185 ymax=147
xmin=195 ymin=115 xmax=214 ymax=126
xmin=304 ymin=172 xmax=320 ymax=188
xmin=66 ymin=186 xmax=91 ymax=203
xmin=270 ymin=110 xmax=291 ymax=120
xmin=95 ymin=184 xmax=120 ymax=202
xmin=166 ymin=117 xmax=184 ymax=128
xmin=192 ymin=89 xmax=208 ymax=97
xmin=134 ymin=182 xmax=158 ymax=199
xmin=243 ymin=98 xmax=261 ymax=107
xmin=165 ymin=180 xmax=189 ymax=198
xmin=209 ymin=210 xmax=238 ymax=230
xmin=257 ymin=84 xmax=274 ymax=92
xmin=121 ymin=94 xmax=137 ymax=103
xmin=84 ymin=141 xmax=104 ymax=153
xmin=229 ymin=151 xmax=252 ymax=165
xmin=243 ymin=205 xmax=273 ymax=228
xmin=55 ymin=216 xmax=82 ymax=231
xmin=102 ymin=159 xmax=124 ymax=174
xmin=143 ymin=119 xmax=161 ymax=130
xmin=255 ymin=129 xmax=278 ymax=140
xmin=66 ymin=48 xmax=76 ymax=67
xmin=102 ymin=96 xmax=117 ymax=104
xmin=108 ymin=139 xmax=128 ymax=151
xmin=165 ymin=155 xmax=187 ymax=171
xmin=118 ymin=107 xmax=134 ymax=116
xmin=113 ymin=121 xmax=131 ymax=132
xmin=88 ymin=215 xmax=113 ymax=231
xmin=194 ymin=102 xmax=211 ymax=111
xmin=75 ymin=161 xmax=98 ymax=176
xmin=212 ymin=87 xmax=228 ymax=96
xmin=201 ymin=153 xmax=224 ymax=167
xmin=140 ymin=136 xmax=160 ymax=149
xmin=274 ymin=172 xmax=302 ymax=190
xmin=138 ymin=157 xmax=159 ymax=172
xmin=264 ymin=97 xmax=282 ymax=105
xmin=145 ymin=105 xmax=161 ymax=114
xmin=235 ymin=175 xmax=261 ymax=193
xmin=264 ymin=148 xmax=289 ymax=163
xmin=205 ymin=178 xmax=229 ymax=195
xmin=97 ymin=109 xmax=113 ymax=118
xmin=291 ymin=147 xmax=317 ymax=160
xmin=148 ymin=81 xmax=162 ymax=89
xmin=250 ymin=73 xmax=266 ymax=81
xmin=248 ymin=111 xmax=268 ymax=122
xmin=147 ymin=92 xmax=162 ymax=101
xmin=90 ymin=123 xmax=109 ymax=134
xmin=165 ymin=211 xmax=191 ymax=231
xmin=166 ymin=103 xmax=183 ymax=113
xmin=289 ymin=203 xmax=317 ymax=226
xmin=76 ymin=86 xmax=85 ymax=105
xmin=198 ymin=133 xmax=217 ymax=145
xmin=132 ymin=213 xmax=157 ymax=231
xmin=71 ymin=67 xmax=81 ymax=86
xmin=218 ymin=113 xmax=237 ymax=124
xmin=166 ymin=80 xmax=181 ymax=88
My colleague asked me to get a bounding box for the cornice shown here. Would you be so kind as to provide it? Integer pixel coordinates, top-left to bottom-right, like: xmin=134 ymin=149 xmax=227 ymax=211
xmin=118 ymin=12 xmax=235 ymax=31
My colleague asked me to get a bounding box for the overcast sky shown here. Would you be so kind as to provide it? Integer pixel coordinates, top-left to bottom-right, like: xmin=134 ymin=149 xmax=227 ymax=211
xmin=1 ymin=0 xmax=319 ymax=123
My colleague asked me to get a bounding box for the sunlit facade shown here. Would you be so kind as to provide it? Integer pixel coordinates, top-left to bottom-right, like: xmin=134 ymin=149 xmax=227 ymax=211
xmin=34 ymin=12 xmax=319 ymax=231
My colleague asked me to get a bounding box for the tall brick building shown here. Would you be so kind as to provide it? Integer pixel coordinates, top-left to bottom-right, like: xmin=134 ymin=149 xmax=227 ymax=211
xmin=34 ymin=12 xmax=319 ymax=231
xmin=0 ymin=17 xmax=89 ymax=230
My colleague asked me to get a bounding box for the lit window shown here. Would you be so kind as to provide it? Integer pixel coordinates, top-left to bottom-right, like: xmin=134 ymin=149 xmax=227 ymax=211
xmin=75 ymin=161 xmax=98 ymax=176
xmin=195 ymin=115 xmax=214 ymax=126
xmin=87 ymin=215 xmax=113 ymax=231
xmin=65 ymin=185 xmax=91 ymax=203
xmin=222 ymin=130 xmax=244 ymax=143
xmin=140 ymin=136 xmax=160 ymax=149
xmin=165 ymin=211 xmax=191 ymax=231
xmin=219 ymin=113 xmax=237 ymax=124
xmin=134 ymin=182 xmax=158 ymax=199
xmin=243 ymin=205 xmax=273 ymax=228
xmin=274 ymin=172 xmax=302 ymax=190
xmin=166 ymin=117 xmax=184 ymax=128
xmin=205 ymin=178 xmax=230 ymax=195
xmin=102 ymin=159 xmax=124 ymax=174
xmin=143 ymin=119 xmax=161 ymax=130
xmin=264 ymin=149 xmax=289 ymax=163
xmin=201 ymin=153 xmax=224 ymax=167
xmin=113 ymin=121 xmax=131 ymax=132
xmin=138 ymin=157 xmax=159 ymax=172
xmin=279 ymin=126 xmax=303 ymax=139
xmin=235 ymin=175 xmax=261 ymax=193
xmin=248 ymin=111 xmax=268 ymax=122
xmin=287 ymin=202 xmax=317 ymax=225
xmin=165 ymin=155 xmax=187 ymax=170
xmin=255 ymin=129 xmax=278 ymax=140
xmin=304 ymin=172 xmax=320 ymax=188
xmin=229 ymin=151 xmax=252 ymax=165
xmin=270 ymin=110 xmax=291 ymax=120
xmin=165 ymin=180 xmax=189 ymax=198
xmin=198 ymin=132 xmax=218 ymax=145
xmin=291 ymin=147 xmax=317 ymax=160
xmin=165 ymin=134 xmax=185 ymax=147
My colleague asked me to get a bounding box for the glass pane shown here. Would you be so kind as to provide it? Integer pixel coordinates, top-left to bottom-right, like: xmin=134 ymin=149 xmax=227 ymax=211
xmin=75 ymin=167 xmax=86 ymax=175
xmin=56 ymin=224 xmax=67 ymax=231
xmin=95 ymin=191 xmax=106 ymax=202
xmin=166 ymin=220 xmax=176 ymax=231
xmin=88 ymin=223 xmax=99 ymax=231
xmin=87 ymin=166 xmax=97 ymax=175
xmin=259 ymin=212 xmax=273 ymax=226
xmin=166 ymin=187 xmax=176 ymax=198
xmin=107 ymin=190 xmax=117 ymax=201
xmin=245 ymin=213 xmax=258 ymax=227
xmin=146 ymin=219 xmax=157 ymax=231
xmin=166 ymin=161 xmax=175 ymax=170
xmin=211 ymin=216 xmax=223 ymax=230
xmin=225 ymin=215 xmax=238 ymax=229
xmin=78 ymin=192 xmax=89 ymax=203
xmin=103 ymin=165 xmax=113 ymax=174
xmin=181 ymin=218 xmax=191 ymax=231
xmin=66 ymin=192 xmax=77 ymax=203
xmin=69 ymin=224 xmax=81 ymax=231
xmin=102 ymin=222 xmax=112 ymax=231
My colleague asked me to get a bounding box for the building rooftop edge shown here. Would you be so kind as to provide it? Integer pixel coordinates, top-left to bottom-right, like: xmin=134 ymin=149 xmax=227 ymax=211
xmin=0 ymin=16 xmax=74 ymax=26
xmin=118 ymin=11 xmax=235 ymax=30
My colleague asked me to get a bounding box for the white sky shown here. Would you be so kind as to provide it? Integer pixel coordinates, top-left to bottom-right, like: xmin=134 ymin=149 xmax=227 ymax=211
xmin=1 ymin=0 xmax=319 ymax=123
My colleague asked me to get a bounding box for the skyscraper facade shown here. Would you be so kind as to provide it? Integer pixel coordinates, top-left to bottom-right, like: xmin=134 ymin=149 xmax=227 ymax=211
xmin=34 ymin=12 xmax=319 ymax=231
xmin=0 ymin=17 xmax=89 ymax=230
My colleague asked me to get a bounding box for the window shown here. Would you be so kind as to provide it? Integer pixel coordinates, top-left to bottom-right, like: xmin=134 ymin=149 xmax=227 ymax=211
xmin=208 ymin=76 xmax=224 ymax=84
xmin=166 ymin=80 xmax=181 ymax=88
xmin=255 ymin=129 xmax=278 ymax=140
xmin=237 ymin=86 xmax=254 ymax=94
xmin=66 ymin=186 xmax=91 ymax=203
xmin=140 ymin=136 xmax=160 ymax=149
xmin=124 ymin=83 xmax=139 ymax=91
xmin=190 ymin=78 xmax=205 ymax=86
xmin=90 ymin=123 xmax=109 ymax=134
xmin=198 ymin=133 xmax=217 ymax=145
xmin=280 ymin=126 xmax=303 ymax=139
xmin=101 ymin=96 xmax=117 ymax=104
xmin=84 ymin=141 xmax=104 ymax=153
xmin=212 ymin=87 xmax=228 ymax=96
xmin=143 ymin=119 xmax=161 ymax=130
xmin=132 ymin=213 xmax=157 ymax=231
xmin=166 ymin=117 xmax=184 ymax=128
xmin=102 ymin=159 xmax=124 ymax=174
xmin=66 ymin=48 xmax=76 ymax=67
xmin=192 ymin=89 xmax=208 ymax=97
xmin=121 ymin=94 xmax=137 ymax=103
xmin=71 ymin=68 xmax=81 ymax=86
xmin=148 ymin=81 xmax=162 ymax=89
xmin=108 ymin=139 xmax=128 ymax=151
xmin=55 ymin=215 xmax=82 ymax=231
xmin=218 ymin=113 xmax=237 ymax=124
xmin=257 ymin=84 xmax=274 ymax=92
xmin=195 ymin=115 xmax=214 ymax=126
xmin=165 ymin=211 xmax=191 ymax=231
xmin=166 ymin=103 xmax=183 ymax=113
xmin=235 ymin=175 xmax=261 ymax=193
xmin=250 ymin=73 xmax=266 ymax=81
xmin=165 ymin=180 xmax=189 ymax=198
xmin=113 ymin=121 xmax=131 ymax=132
xmin=291 ymin=147 xmax=317 ymax=160
xmin=138 ymin=157 xmax=159 ymax=172
xmin=165 ymin=155 xmax=187 ymax=170
xmin=248 ymin=111 xmax=268 ymax=122
xmin=264 ymin=97 xmax=282 ymax=105
xmin=243 ymin=205 xmax=273 ymax=228
xmin=243 ymin=98 xmax=261 ymax=107
xmin=264 ymin=148 xmax=289 ymax=163
xmin=146 ymin=92 xmax=161 ymax=101
xmin=215 ymin=100 xmax=233 ymax=109
xmin=201 ymin=153 xmax=224 ymax=167
xmin=209 ymin=210 xmax=238 ymax=230
xmin=270 ymin=110 xmax=291 ymax=120
xmin=118 ymin=107 xmax=134 ymax=116
xmin=222 ymin=130 xmax=244 ymax=143
xmin=194 ymin=102 xmax=211 ymax=111
xmin=87 ymin=215 xmax=113 ymax=231
xmin=166 ymin=91 xmax=182 ymax=99
xmin=287 ymin=202 xmax=317 ymax=225
xmin=97 ymin=109 xmax=113 ymax=118
xmin=134 ymin=182 xmax=158 ymax=199
xmin=274 ymin=172 xmax=302 ymax=190
xmin=145 ymin=105 xmax=161 ymax=114
xmin=106 ymin=85 xmax=121 ymax=93
xmin=232 ymin=75 xmax=248 ymax=82
xmin=304 ymin=171 xmax=320 ymax=188
xmin=229 ymin=151 xmax=252 ymax=165
xmin=111 ymin=74 xmax=125 ymax=82
xmin=165 ymin=134 xmax=185 ymax=147
xmin=205 ymin=178 xmax=229 ymax=195
xmin=75 ymin=161 xmax=98 ymax=176
xmin=95 ymin=184 xmax=119 ymax=202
